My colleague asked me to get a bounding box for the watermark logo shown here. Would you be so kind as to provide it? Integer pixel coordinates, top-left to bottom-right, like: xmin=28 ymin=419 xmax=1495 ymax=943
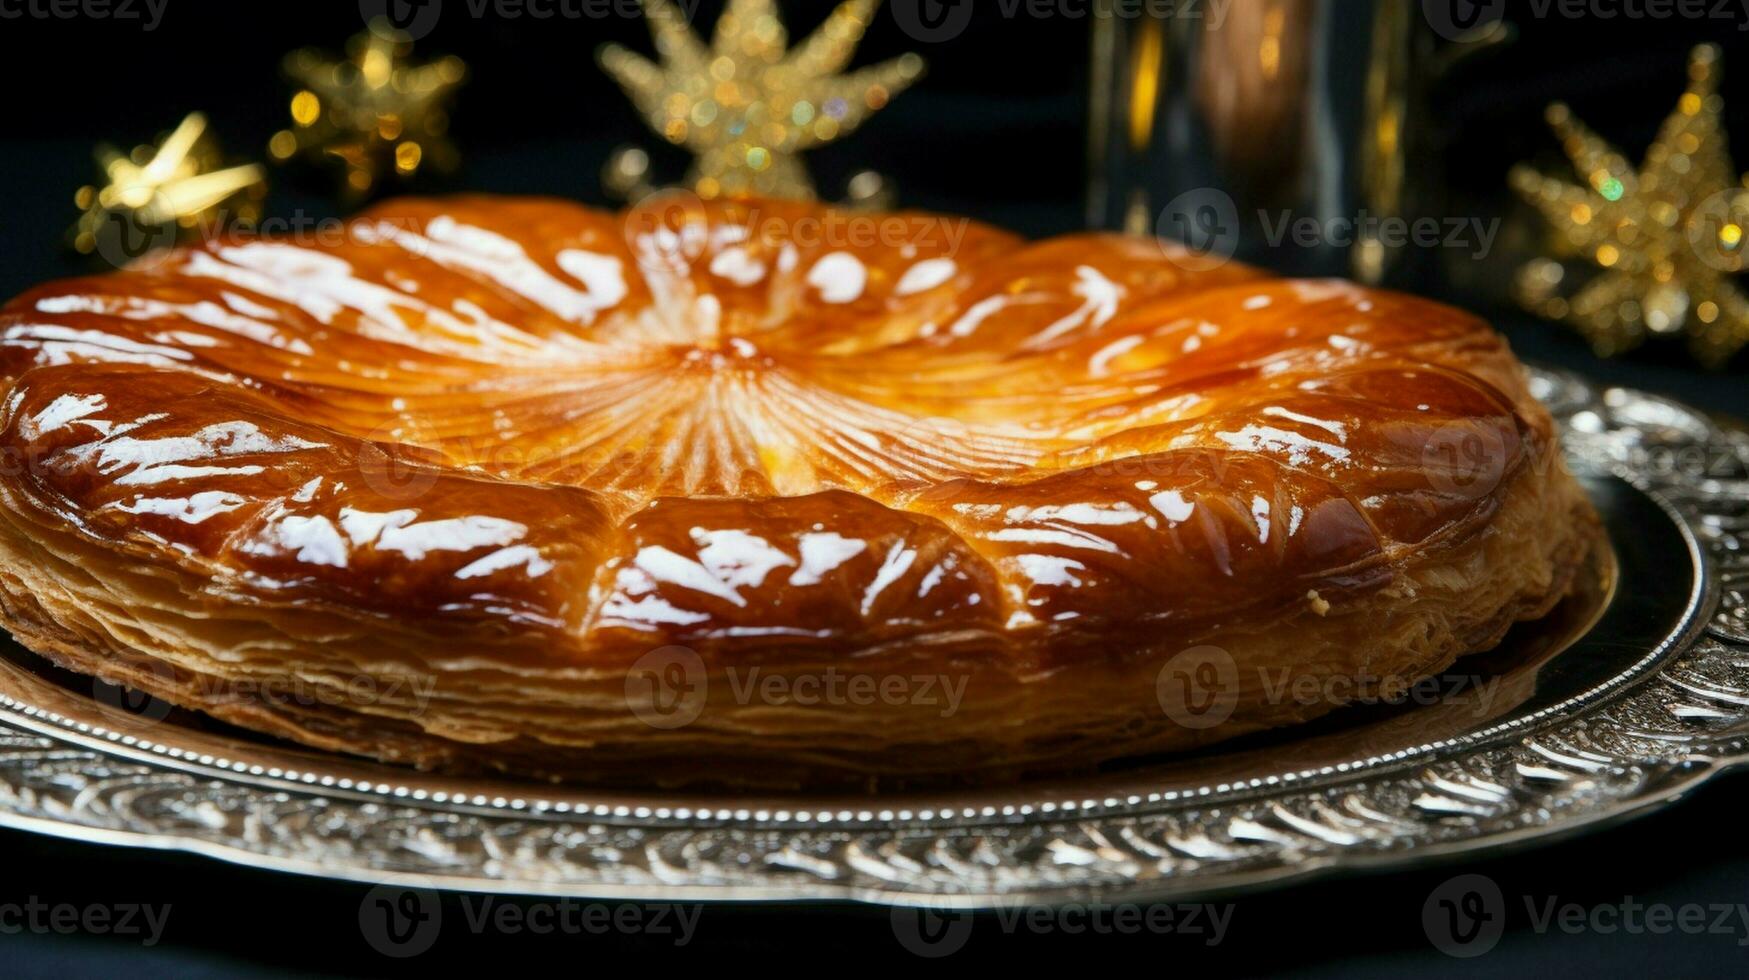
xmin=91 ymin=210 xmax=180 ymax=273
xmin=891 ymin=0 xmax=976 ymax=42
xmin=1150 ymin=197 xmax=1500 ymax=268
xmin=1423 ymin=874 xmax=1507 ymax=957
xmin=1156 ymin=644 xmax=1238 ymax=729
xmin=1422 ymin=0 xmax=1507 ymax=39
xmin=622 ymin=190 xmax=974 ymax=277
xmin=623 ymin=187 xmax=711 ymax=266
xmin=358 ymin=891 xmax=702 ymax=955
xmin=356 ymin=420 xmax=444 ymax=502
xmin=358 ymin=883 xmax=443 ymax=958
xmin=361 ymin=0 xmax=444 ymax=39
xmin=1156 ymin=188 xmax=1240 ymax=272
xmin=1422 ymin=421 xmax=1509 ymax=499
xmin=89 ymin=210 xmax=436 ymax=275
xmin=626 ymin=645 xmax=708 ymax=729
xmin=90 ymin=660 xmax=177 ymax=727
xmin=622 ymin=647 xmax=969 ymax=727
xmin=90 ymin=672 xmax=432 ymax=732
xmin=1688 ymin=187 xmax=1749 ymax=273
xmin=891 ymin=906 xmax=975 ymax=957
xmin=1425 ymin=874 xmax=1749 ymax=956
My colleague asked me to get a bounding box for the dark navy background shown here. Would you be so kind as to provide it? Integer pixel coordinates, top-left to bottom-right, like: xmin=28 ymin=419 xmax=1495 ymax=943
xmin=0 ymin=1 xmax=1744 ymax=975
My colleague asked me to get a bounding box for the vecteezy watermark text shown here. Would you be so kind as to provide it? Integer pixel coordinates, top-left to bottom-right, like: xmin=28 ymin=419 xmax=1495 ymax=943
xmin=0 ymin=0 xmax=166 ymax=30
xmin=91 ymin=661 xmax=439 ymax=728
xmin=1258 ymin=210 xmax=1500 ymax=261
xmin=724 ymin=666 xmax=968 ymax=717
xmin=624 ymin=646 xmax=970 ymax=730
xmin=625 ymin=189 xmax=975 ymax=261
xmin=456 ymin=897 xmax=702 ymax=944
xmin=891 ymin=0 xmax=1233 ymax=43
xmin=0 ymin=898 xmax=171 ymax=946
xmin=359 ymin=883 xmax=702 ymax=957
xmin=1154 ymin=190 xmax=1503 ymax=269
xmin=1424 ymin=874 xmax=1749 ymax=957
xmin=1423 ymin=0 xmax=1749 ymax=40
xmin=891 ymin=900 xmax=1234 ymax=956
xmin=361 ymin=0 xmax=703 ymax=39
xmin=1157 ymin=645 xmax=1507 ymax=731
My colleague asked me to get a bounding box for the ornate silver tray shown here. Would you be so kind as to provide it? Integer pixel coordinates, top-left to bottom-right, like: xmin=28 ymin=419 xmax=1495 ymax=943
xmin=0 ymin=367 xmax=1742 ymax=907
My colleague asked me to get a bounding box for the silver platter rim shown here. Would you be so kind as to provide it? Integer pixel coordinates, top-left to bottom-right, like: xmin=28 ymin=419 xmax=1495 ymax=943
xmin=0 ymin=365 xmax=1742 ymax=907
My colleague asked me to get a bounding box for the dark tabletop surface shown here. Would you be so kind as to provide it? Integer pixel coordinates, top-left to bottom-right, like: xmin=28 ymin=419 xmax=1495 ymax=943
xmin=1 ymin=3 xmax=1747 ymax=975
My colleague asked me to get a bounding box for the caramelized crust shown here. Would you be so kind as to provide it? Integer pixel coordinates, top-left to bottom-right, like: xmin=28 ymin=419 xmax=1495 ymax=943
xmin=0 ymin=195 xmax=1598 ymax=787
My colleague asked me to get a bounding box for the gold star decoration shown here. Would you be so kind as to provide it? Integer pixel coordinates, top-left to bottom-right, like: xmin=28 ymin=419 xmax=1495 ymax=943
xmin=71 ymin=112 xmax=265 ymax=264
xmin=600 ymin=0 xmax=924 ymax=201
xmin=1512 ymin=44 xmax=1749 ymax=367
xmin=268 ymin=22 xmax=466 ymax=199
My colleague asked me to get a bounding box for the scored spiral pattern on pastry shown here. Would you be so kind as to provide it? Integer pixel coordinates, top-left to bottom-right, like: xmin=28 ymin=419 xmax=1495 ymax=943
xmin=0 ymin=195 xmax=1598 ymax=786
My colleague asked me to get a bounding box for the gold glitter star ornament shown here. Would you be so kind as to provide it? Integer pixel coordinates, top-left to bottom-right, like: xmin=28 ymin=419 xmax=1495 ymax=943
xmin=71 ymin=112 xmax=265 ymax=267
xmin=1512 ymin=44 xmax=1749 ymax=367
xmin=269 ymin=22 xmax=466 ymax=198
xmin=600 ymin=0 xmax=925 ymax=200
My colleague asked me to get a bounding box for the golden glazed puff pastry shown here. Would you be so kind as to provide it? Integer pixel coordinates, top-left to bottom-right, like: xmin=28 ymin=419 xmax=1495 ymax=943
xmin=0 ymin=195 xmax=1598 ymax=789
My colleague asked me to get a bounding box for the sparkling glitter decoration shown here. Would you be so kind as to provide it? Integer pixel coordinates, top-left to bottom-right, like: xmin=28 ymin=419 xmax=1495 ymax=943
xmin=269 ymin=21 xmax=466 ymax=199
xmin=70 ymin=112 xmax=265 ymax=261
xmin=600 ymin=0 xmax=925 ymax=200
xmin=1512 ymin=45 xmax=1749 ymax=366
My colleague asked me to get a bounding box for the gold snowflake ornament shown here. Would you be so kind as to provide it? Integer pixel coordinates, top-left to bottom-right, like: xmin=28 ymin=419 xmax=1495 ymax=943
xmin=269 ymin=22 xmax=466 ymax=198
xmin=1512 ymin=44 xmax=1749 ymax=367
xmin=600 ymin=0 xmax=924 ymax=201
xmin=71 ymin=112 xmax=265 ymax=265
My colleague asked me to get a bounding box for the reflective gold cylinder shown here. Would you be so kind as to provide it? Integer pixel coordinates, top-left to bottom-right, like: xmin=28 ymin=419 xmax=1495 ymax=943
xmin=1088 ymin=0 xmax=1452 ymax=284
